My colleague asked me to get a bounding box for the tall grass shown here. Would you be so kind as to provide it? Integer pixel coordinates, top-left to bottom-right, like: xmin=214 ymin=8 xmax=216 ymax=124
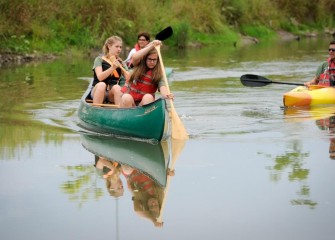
xmin=0 ymin=0 xmax=334 ymax=54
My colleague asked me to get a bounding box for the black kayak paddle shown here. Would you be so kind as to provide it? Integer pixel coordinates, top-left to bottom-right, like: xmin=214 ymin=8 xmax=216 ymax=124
xmin=240 ymin=74 xmax=304 ymax=87
xmin=155 ymin=26 xmax=173 ymax=41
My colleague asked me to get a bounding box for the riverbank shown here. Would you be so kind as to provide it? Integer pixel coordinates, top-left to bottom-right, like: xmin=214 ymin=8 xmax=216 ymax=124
xmin=1 ymin=30 xmax=333 ymax=67
xmin=0 ymin=52 xmax=58 ymax=67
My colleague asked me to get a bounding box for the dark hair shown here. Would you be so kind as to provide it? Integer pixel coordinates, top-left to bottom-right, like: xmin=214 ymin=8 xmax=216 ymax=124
xmin=129 ymin=49 xmax=162 ymax=85
xmin=330 ymin=40 xmax=335 ymax=45
xmin=137 ymin=32 xmax=150 ymax=41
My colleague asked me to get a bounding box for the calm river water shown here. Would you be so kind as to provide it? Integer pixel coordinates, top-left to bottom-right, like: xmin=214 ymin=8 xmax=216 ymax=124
xmin=1 ymin=36 xmax=335 ymax=240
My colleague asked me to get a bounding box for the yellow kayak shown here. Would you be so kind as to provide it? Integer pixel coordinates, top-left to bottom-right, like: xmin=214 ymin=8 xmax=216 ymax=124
xmin=283 ymin=85 xmax=335 ymax=107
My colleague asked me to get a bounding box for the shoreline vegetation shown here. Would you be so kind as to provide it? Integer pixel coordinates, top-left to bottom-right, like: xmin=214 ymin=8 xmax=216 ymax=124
xmin=1 ymin=0 xmax=334 ymax=66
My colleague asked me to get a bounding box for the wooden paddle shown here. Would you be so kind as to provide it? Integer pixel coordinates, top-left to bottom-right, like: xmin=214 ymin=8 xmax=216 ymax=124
xmin=157 ymin=139 xmax=186 ymax=225
xmin=102 ymin=56 xmax=127 ymax=74
xmin=240 ymin=74 xmax=305 ymax=87
xmin=155 ymin=45 xmax=189 ymax=140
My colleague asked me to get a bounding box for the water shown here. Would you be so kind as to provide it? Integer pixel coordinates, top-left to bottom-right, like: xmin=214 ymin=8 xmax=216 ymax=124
xmin=1 ymin=36 xmax=335 ymax=240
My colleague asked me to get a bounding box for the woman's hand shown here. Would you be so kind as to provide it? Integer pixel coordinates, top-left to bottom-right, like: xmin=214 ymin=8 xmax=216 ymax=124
xmin=163 ymin=92 xmax=174 ymax=100
xmin=304 ymin=77 xmax=318 ymax=86
xmin=152 ymin=40 xmax=162 ymax=47
xmin=112 ymin=59 xmax=121 ymax=68
xmin=146 ymin=40 xmax=161 ymax=49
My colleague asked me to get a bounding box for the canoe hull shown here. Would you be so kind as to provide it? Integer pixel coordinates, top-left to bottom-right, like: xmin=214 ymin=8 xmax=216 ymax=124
xmin=78 ymin=81 xmax=168 ymax=141
xmin=283 ymin=86 xmax=335 ymax=107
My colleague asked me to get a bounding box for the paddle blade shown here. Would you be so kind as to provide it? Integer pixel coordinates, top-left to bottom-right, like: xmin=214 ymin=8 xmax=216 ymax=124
xmin=240 ymin=74 xmax=271 ymax=87
xmin=170 ymin=139 xmax=186 ymax=170
xmin=241 ymin=74 xmax=304 ymax=87
xmin=170 ymin=104 xmax=189 ymax=140
xmin=155 ymin=26 xmax=173 ymax=41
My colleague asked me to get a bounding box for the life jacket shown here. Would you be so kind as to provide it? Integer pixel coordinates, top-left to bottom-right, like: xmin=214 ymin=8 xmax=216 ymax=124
xmin=121 ymin=70 xmax=158 ymax=101
xmin=126 ymin=170 xmax=155 ymax=195
xmin=92 ymin=57 xmax=122 ymax=88
xmin=318 ymin=58 xmax=335 ymax=86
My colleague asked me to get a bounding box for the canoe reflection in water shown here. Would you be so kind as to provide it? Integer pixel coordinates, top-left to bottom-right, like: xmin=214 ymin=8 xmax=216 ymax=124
xmin=80 ymin=133 xmax=185 ymax=227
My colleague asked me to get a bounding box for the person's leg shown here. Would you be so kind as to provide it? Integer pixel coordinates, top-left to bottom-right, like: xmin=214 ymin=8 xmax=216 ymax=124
xmin=92 ymin=82 xmax=107 ymax=104
xmin=120 ymin=93 xmax=135 ymax=108
xmin=108 ymin=85 xmax=122 ymax=105
xmin=139 ymin=94 xmax=154 ymax=106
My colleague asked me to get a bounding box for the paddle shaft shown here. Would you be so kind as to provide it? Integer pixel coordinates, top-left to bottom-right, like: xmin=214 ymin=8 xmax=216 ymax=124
xmin=155 ymin=46 xmax=171 ymax=93
xmin=102 ymin=56 xmax=127 ymax=73
xmin=261 ymin=80 xmax=303 ymax=86
xmin=155 ymin=45 xmax=189 ymax=140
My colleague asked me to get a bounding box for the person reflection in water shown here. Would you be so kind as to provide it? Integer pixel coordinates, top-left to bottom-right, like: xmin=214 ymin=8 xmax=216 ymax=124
xmin=316 ymin=116 xmax=335 ymax=159
xmin=121 ymin=164 xmax=164 ymax=227
xmin=94 ymin=156 xmax=124 ymax=198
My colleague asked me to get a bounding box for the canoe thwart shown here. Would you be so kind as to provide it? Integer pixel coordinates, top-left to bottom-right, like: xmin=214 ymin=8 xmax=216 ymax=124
xmin=91 ymin=103 xmax=119 ymax=108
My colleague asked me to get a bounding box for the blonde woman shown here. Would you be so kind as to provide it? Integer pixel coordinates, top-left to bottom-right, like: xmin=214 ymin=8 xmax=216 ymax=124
xmin=91 ymin=36 xmax=129 ymax=105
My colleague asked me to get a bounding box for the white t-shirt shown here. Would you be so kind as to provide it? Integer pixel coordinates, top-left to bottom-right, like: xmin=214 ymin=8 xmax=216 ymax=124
xmin=125 ymin=48 xmax=137 ymax=66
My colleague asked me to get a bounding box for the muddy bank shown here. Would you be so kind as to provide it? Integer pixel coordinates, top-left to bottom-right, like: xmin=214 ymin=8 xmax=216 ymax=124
xmin=0 ymin=52 xmax=58 ymax=67
xmin=238 ymin=29 xmax=335 ymax=47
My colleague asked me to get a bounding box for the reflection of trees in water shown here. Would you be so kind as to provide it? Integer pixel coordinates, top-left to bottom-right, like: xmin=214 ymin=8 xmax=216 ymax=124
xmin=0 ymin=122 xmax=68 ymax=160
xmin=60 ymin=165 xmax=104 ymax=207
xmin=265 ymin=141 xmax=317 ymax=209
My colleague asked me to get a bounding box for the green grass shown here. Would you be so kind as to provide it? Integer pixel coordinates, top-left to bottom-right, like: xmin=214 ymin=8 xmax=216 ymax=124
xmin=0 ymin=0 xmax=334 ymax=55
xmin=240 ymin=25 xmax=276 ymax=40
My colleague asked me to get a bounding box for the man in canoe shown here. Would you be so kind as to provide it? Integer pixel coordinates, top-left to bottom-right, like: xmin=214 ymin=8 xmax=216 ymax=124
xmin=120 ymin=39 xmax=174 ymax=107
xmin=304 ymin=40 xmax=335 ymax=86
xmin=91 ymin=36 xmax=130 ymax=105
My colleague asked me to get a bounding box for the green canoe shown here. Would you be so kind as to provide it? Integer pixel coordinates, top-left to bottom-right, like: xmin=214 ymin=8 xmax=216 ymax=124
xmin=80 ymin=133 xmax=169 ymax=186
xmin=78 ymin=80 xmax=168 ymax=141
